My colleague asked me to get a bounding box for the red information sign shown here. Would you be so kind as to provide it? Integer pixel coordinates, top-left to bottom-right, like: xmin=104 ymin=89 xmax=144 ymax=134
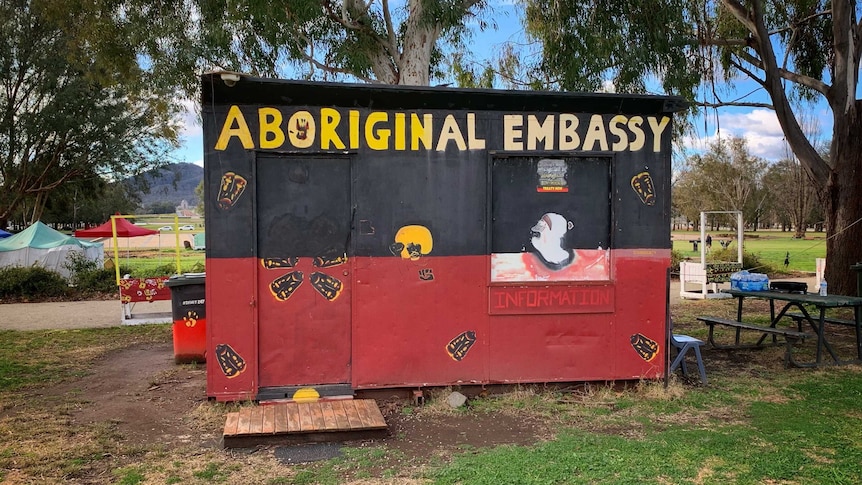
xmin=489 ymin=284 xmax=615 ymax=315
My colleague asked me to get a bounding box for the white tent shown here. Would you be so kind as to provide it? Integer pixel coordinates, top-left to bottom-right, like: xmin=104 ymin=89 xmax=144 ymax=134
xmin=0 ymin=222 xmax=104 ymax=279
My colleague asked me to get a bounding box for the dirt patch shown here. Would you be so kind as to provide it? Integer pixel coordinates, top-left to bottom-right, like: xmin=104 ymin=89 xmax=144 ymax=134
xmin=34 ymin=343 xmax=213 ymax=448
xmin=384 ymin=407 xmax=551 ymax=459
xmin=30 ymin=343 xmax=553 ymax=460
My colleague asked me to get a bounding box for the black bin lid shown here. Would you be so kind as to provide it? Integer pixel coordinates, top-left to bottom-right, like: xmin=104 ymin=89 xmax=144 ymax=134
xmin=165 ymin=272 xmax=206 ymax=287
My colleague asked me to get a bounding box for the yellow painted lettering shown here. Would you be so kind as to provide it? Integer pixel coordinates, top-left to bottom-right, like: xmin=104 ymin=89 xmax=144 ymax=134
xmin=609 ymin=115 xmax=629 ymax=151
xmin=287 ymin=110 xmax=315 ymax=148
xmin=411 ymin=113 xmax=432 ymax=150
xmin=582 ymin=114 xmax=609 ymax=151
xmin=394 ymin=113 xmax=406 ymax=150
xmin=467 ymin=113 xmax=485 ymax=149
xmin=215 ymin=105 xmax=254 ymax=150
xmin=628 ymin=116 xmax=645 ymax=151
xmin=436 ymin=115 xmax=467 ymax=151
xmin=504 ymin=115 xmax=523 ymax=150
xmin=558 ymin=114 xmax=580 ymax=150
xmin=349 ymin=110 xmax=360 ymax=149
xmin=648 ymin=116 xmax=670 ymax=152
xmin=320 ymin=108 xmax=345 ymax=149
xmin=527 ymin=114 xmax=554 ymax=150
xmin=258 ymin=108 xmax=284 ymax=149
xmin=365 ymin=112 xmax=390 ymax=150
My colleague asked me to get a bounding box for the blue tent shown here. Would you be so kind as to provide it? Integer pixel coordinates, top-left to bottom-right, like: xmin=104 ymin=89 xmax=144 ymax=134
xmin=0 ymin=228 xmax=10 ymax=239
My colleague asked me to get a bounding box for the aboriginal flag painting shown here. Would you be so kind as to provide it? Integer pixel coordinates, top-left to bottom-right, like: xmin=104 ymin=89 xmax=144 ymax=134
xmin=201 ymin=75 xmax=685 ymax=401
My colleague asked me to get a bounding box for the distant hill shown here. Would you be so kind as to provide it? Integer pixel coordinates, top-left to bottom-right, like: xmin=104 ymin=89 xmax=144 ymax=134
xmin=129 ymin=162 xmax=203 ymax=209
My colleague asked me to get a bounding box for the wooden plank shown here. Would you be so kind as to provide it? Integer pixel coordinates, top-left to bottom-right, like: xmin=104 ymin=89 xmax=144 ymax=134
xmin=330 ymin=400 xmax=352 ymax=429
xmin=286 ymin=403 xmax=302 ymax=433
xmin=235 ymin=407 xmax=253 ymax=436
xmin=343 ymin=400 xmax=365 ymax=429
xmin=319 ymin=401 xmax=339 ymax=431
xmin=697 ymin=316 xmax=809 ymax=338
xmin=223 ymin=412 xmax=239 ymax=436
xmin=352 ymin=399 xmax=374 ymax=428
xmin=359 ymin=399 xmax=387 ymax=428
xmin=309 ymin=402 xmax=327 ymax=431
xmin=261 ymin=405 xmax=276 ymax=434
xmin=274 ymin=404 xmax=289 ymax=434
xmin=247 ymin=407 xmax=264 ymax=435
xmin=297 ymin=402 xmax=315 ymax=432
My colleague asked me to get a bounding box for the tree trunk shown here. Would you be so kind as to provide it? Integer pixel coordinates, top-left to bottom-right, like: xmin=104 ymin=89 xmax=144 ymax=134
xmin=825 ymin=113 xmax=862 ymax=296
xmin=397 ymin=0 xmax=441 ymax=86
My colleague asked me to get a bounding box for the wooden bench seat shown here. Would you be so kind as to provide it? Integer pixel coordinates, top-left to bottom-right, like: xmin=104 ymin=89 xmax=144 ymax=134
xmin=697 ymin=316 xmax=811 ymax=367
xmin=785 ymin=312 xmax=857 ymax=329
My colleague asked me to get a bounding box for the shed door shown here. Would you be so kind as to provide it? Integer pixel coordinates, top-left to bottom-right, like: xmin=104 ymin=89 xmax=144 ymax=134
xmin=255 ymin=154 xmax=352 ymax=387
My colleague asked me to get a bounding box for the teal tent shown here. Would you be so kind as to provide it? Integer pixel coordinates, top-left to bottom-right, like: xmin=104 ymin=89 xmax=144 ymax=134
xmin=0 ymin=222 xmax=103 ymax=278
xmin=193 ymin=232 xmax=205 ymax=250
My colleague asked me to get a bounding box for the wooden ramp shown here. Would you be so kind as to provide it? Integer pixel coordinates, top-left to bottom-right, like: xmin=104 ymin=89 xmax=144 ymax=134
xmin=222 ymin=399 xmax=388 ymax=448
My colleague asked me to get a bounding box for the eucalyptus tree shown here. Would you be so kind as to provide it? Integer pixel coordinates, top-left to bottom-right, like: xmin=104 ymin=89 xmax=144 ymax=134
xmin=674 ymin=136 xmax=766 ymax=229
xmin=763 ymin=157 xmax=819 ymax=237
xmin=106 ymin=0 xmax=492 ymax=89
xmin=524 ymin=0 xmax=862 ymax=293
xmin=0 ymin=0 xmax=178 ymax=229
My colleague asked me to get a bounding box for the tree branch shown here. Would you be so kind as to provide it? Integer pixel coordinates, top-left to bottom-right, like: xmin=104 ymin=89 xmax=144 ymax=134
xmin=741 ymin=0 xmax=832 ymax=185
xmin=698 ymin=38 xmax=748 ymax=47
xmin=381 ymin=0 xmax=399 ymax=59
xmin=322 ymin=0 xmax=398 ymax=83
xmin=768 ymin=9 xmax=832 ymax=36
xmin=830 ymin=0 xmax=854 ymax=113
xmin=696 ymin=101 xmax=775 ymax=109
xmin=722 ymin=0 xmax=758 ymax=33
xmin=855 ymin=19 xmax=862 ymax=66
xmin=326 ymin=0 xmax=368 ymax=31
xmin=776 ymin=67 xmax=830 ymax=94
xmin=302 ymin=50 xmax=378 ymax=83
xmin=728 ymin=57 xmax=766 ymax=86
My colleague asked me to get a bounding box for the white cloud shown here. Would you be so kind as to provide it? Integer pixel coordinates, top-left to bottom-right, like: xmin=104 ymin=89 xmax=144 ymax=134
xmin=684 ymin=110 xmax=780 ymax=160
xmin=684 ymin=106 xmax=833 ymax=161
xmin=708 ymin=109 xmax=786 ymax=159
xmin=178 ymin=98 xmax=202 ymax=138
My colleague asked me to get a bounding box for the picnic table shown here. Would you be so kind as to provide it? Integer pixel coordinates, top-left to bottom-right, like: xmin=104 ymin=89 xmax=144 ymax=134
xmin=698 ymin=289 xmax=862 ymax=367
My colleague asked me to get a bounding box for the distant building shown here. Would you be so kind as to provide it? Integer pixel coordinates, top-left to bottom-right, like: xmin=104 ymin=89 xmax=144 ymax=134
xmin=176 ymin=200 xmax=198 ymax=218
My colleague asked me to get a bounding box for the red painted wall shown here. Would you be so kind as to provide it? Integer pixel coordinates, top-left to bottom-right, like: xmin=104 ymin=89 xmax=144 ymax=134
xmin=206 ymin=251 xmax=669 ymax=400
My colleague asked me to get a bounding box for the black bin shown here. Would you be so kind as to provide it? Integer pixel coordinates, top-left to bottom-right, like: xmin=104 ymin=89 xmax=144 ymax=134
xmin=165 ymin=273 xmax=206 ymax=363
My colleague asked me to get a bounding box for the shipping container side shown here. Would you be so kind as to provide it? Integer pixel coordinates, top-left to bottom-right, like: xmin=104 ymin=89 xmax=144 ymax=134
xmin=201 ymin=74 xmax=681 ymax=401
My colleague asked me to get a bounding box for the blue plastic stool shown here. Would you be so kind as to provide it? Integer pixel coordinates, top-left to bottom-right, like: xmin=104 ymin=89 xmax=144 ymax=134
xmin=670 ymin=333 xmax=708 ymax=385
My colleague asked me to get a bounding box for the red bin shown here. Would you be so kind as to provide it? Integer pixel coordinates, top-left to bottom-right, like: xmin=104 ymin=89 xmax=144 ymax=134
xmin=165 ymin=273 xmax=206 ymax=363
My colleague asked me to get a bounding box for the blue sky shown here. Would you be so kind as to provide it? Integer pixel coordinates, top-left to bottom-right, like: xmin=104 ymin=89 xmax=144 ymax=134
xmin=172 ymin=1 xmax=832 ymax=167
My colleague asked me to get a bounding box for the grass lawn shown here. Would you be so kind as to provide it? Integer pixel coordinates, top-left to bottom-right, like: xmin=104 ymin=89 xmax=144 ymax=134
xmin=4 ymin=313 xmax=862 ymax=484
xmin=116 ymin=248 xmax=205 ymax=277
xmin=673 ymin=229 xmax=827 ymax=273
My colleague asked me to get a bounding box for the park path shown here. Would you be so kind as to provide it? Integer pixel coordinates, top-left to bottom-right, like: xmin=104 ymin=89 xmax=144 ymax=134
xmin=0 ymin=299 xmax=171 ymax=331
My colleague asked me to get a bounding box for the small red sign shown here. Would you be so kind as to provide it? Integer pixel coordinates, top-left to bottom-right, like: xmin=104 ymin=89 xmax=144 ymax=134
xmin=537 ymin=186 xmax=569 ymax=193
xmin=489 ymin=285 xmax=614 ymax=314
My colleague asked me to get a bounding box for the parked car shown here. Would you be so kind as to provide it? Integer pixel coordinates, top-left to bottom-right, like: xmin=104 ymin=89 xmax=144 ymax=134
xmin=158 ymin=225 xmax=174 ymax=231
xmin=179 ymin=225 xmax=195 ymax=230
